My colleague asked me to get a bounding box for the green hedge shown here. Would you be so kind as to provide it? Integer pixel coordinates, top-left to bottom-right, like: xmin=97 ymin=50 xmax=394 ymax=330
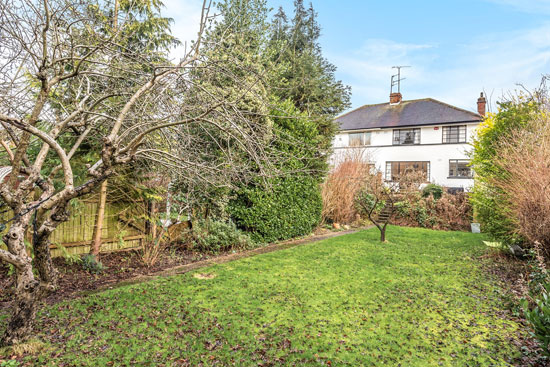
xmin=228 ymin=175 xmax=322 ymax=243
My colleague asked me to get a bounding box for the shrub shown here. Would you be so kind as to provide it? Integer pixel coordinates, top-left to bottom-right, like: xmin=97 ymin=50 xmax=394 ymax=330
xmin=470 ymin=95 xmax=541 ymax=244
xmin=190 ymin=219 xmax=255 ymax=253
xmin=394 ymin=200 xmax=411 ymax=217
xmin=229 ymin=175 xmax=322 ymax=243
xmin=321 ymin=149 xmax=371 ymax=224
xmin=522 ymin=289 xmax=550 ymax=356
xmin=392 ymin=191 xmax=472 ymax=231
xmin=488 ymin=112 xmax=550 ymax=256
xmin=229 ymin=100 xmax=325 ymax=242
xmin=81 ymin=254 xmax=104 ymax=274
xmin=422 ymin=184 xmax=443 ymax=200
xmin=522 ymin=245 xmax=550 ymax=356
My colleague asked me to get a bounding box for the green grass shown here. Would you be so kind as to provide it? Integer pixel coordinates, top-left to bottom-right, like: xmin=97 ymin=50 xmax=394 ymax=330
xmin=6 ymin=226 xmax=523 ymax=366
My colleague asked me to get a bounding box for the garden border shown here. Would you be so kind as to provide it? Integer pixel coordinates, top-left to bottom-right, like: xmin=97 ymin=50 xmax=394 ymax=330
xmin=81 ymin=227 xmax=372 ymax=297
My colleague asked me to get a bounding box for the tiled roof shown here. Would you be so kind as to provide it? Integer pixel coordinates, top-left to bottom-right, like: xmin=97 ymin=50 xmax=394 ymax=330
xmin=336 ymin=98 xmax=482 ymax=131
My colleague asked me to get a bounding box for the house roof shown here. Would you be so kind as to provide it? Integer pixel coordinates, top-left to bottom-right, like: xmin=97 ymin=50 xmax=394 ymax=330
xmin=336 ymin=98 xmax=482 ymax=131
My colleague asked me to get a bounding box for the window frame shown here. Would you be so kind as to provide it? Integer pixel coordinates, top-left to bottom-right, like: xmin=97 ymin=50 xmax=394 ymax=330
xmin=448 ymin=159 xmax=473 ymax=178
xmin=392 ymin=128 xmax=421 ymax=145
xmin=348 ymin=131 xmax=372 ymax=147
xmin=442 ymin=125 xmax=467 ymax=144
xmin=385 ymin=161 xmax=430 ymax=182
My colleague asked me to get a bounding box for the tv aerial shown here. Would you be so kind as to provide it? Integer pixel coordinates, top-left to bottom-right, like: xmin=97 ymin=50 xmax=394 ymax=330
xmin=391 ymin=66 xmax=410 ymax=94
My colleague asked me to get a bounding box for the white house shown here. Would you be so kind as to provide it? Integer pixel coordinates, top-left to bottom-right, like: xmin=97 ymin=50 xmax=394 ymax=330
xmin=332 ymin=92 xmax=486 ymax=191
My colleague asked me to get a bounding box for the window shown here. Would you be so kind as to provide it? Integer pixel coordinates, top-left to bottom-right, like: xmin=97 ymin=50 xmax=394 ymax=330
xmin=349 ymin=132 xmax=372 ymax=146
xmin=442 ymin=125 xmax=467 ymax=143
xmin=385 ymin=161 xmax=430 ymax=181
xmin=449 ymin=159 xmax=473 ymax=178
xmin=393 ymin=128 xmax=420 ymax=145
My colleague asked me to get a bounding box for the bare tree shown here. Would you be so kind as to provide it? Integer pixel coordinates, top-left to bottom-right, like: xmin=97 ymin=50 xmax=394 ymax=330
xmin=354 ymin=170 xmax=395 ymax=242
xmin=0 ymin=0 xmax=281 ymax=345
xmin=355 ymin=169 xmax=426 ymax=242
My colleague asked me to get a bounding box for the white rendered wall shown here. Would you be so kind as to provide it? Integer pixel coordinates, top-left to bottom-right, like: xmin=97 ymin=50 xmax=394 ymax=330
xmin=331 ymin=123 xmax=479 ymax=189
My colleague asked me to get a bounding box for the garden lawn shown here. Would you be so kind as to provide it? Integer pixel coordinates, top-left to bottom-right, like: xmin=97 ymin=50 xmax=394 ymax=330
xmin=3 ymin=226 xmax=523 ymax=366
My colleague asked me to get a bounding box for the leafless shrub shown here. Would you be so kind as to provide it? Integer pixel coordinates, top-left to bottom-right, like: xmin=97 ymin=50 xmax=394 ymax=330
xmin=491 ymin=111 xmax=550 ymax=256
xmin=141 ymin=228 xmax=169 ymax=268
xmin=321 ymin=149 xmax=371 ymax=224
xmin=433 ymin=192 xmax=472 ymax=230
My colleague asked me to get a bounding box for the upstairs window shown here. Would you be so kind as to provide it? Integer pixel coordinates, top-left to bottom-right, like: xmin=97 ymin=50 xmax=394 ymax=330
xmin=349 ymin=132 xmax=372 ymax=146
xmin=393 ymin=128 xmax=420 ymax=145
xmin=442 ymin=125 xmax=467 ymax=143
xmin=449 ymin=159 xmax=473 ymax=178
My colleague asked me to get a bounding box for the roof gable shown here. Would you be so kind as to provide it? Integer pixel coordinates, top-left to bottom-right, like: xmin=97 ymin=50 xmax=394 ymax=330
xmin=336 ymin=98 xmax=482 ymax=131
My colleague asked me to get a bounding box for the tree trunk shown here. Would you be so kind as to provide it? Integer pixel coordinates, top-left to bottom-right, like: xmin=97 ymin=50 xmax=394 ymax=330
xmin=380 ymin=227 xmax=386 ymax=242
xmin=90 ymin=180 xmax=108 ymax=256
xmin=1 ymin=265 xmax=42 ymax=346
xmin=1 ymin=210 xmax=60 ymax=346
xmin=0 ymin=224 xmax=44 ymax=346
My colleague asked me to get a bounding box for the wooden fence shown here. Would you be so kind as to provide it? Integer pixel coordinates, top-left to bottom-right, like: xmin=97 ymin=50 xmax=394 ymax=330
xmin=1 ymin=200 xmax=146 ymax=257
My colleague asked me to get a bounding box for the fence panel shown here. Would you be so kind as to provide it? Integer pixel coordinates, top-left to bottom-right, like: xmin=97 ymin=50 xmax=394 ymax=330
xmin=1 ymin=200 xmax=147 ymax=257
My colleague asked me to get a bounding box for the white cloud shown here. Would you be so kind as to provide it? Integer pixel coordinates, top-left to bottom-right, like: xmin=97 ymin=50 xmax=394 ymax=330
xmin=357 ymin=39 xmax=434 ymax=60
xmin=331 ymin=24 xmax=550 ymax=112
xmin=161 ymin=0 xmax=203 ymax=61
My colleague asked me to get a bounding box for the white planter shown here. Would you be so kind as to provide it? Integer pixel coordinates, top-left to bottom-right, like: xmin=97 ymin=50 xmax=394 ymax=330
xmin=470 ymin=223 xmax=481 ymax=233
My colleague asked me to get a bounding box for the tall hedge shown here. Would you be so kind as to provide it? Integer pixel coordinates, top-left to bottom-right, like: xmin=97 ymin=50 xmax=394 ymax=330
xmin=228 ymin=100 xmax=325 ymax=242
xmin=470 ymin=98 xmax=540 ymax=243
xmin=228 ymin=176 xmax=322 ymax=242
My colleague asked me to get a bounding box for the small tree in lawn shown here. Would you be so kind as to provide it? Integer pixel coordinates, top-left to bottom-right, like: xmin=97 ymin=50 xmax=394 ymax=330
xmin=355 ymin=170 xmax=395 ymax=242
xmin=355 ymin=169 xmax=427 ymax=242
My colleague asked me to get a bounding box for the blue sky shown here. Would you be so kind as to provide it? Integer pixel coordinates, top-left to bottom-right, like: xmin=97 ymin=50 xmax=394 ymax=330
xmin=162 ymin=0 xmax=550 ymax=113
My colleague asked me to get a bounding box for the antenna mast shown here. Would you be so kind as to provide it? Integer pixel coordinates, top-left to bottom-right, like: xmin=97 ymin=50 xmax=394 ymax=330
xmin=391 ymin=66 xmax=410 ymax=94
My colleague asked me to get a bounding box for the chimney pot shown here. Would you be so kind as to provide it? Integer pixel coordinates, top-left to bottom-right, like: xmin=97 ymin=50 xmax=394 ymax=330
xmin=477 ymin=92 xmax=486 ymax=116
xmin=390 ymin=92 xmax=402 ymax=104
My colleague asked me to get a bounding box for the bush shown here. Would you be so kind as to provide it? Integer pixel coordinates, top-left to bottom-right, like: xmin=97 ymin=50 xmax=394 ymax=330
xmin=229 ymin=175 xmax=322 ymax=243
xmin=81 ymin=254 xmax=104 ymax=274
xmin=392 ymin=191 xmax=472 ymax=231
xmin=190 ymin=219 xmax=256 ymax=253
xmin=229 ymin=100 xmax=325 ymax=243
xmin=488 ymin=113 xmax=550 ymax=256
xmin=522 ymin=289 xmax=550 ymax=356
xmin=321 ymin=150 xmax=371 ymax=224
xmin=394 ymin=200 xmax=411 ymax=217
xmin=422 ymin=184 xmax=443 ymax=200
xmin=522 ymin=247 xmax=550 ymax=356
xmin=470 ymin=95 xmax=541 ymax=244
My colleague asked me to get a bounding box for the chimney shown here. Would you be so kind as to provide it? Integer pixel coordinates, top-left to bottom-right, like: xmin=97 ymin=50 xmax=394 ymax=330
xmin=477 ymin=92 xmax=486 ymax=116
xmin=390 ymin=92 xmax=402 ymax=104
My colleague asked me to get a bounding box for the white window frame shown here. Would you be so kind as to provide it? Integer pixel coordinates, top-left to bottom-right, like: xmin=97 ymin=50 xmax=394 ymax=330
xmin=348 ymin=131 xmax=372 ymax=147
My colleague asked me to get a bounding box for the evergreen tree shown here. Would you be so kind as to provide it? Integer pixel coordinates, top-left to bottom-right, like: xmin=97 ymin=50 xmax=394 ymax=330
xmin=268 ymin=1 xmax=351 ymax=173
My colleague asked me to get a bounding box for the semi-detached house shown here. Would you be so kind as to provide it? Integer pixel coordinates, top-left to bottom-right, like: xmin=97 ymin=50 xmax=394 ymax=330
xmin=332 ymin=92 xmax=486 ymax=191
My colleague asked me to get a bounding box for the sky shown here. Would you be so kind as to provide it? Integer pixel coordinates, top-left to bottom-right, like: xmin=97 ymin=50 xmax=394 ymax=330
xmin=161 ymin=0 xmax=550 ymax=114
